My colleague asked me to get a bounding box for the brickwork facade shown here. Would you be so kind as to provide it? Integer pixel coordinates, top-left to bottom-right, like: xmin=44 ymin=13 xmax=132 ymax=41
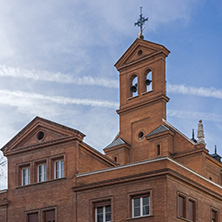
xmin=0 ymin=38 xmax=222 ymax=222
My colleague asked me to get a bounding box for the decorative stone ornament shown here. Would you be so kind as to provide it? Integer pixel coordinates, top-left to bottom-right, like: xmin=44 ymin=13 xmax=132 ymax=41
xmin=197 ymin=120 xmax=206 ymax=145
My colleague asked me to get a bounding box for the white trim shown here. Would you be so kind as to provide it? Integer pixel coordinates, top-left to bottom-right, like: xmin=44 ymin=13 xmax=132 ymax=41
xmin=162 ymin=119 xmax=196 ymax=145
xmin=76 ymin=157 xmax=167 ymax=177
xmin=76 ymin=156 xmax=222 ymax=189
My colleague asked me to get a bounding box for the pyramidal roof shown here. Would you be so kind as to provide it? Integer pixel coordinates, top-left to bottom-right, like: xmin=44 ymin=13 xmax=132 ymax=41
xmin=146 ymin=124 xmax=170 ymax=137
xmin=105 ymin=137 xmax=128 ymax=149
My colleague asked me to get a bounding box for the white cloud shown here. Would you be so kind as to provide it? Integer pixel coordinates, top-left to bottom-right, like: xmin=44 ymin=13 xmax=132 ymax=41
xmin=0 ymin=65 xmax=118 ymax=88
xmin=168 ymin=84 xmax=222 ymax=99
xmin=168 ymin=109 xmax=222 ymax=123
xmin=0 ymin=89 xmax=118 ymax=109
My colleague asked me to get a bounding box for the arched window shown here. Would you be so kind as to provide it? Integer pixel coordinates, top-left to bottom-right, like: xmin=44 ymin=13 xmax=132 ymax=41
xmin=145 ymin=70 xmax=152 ymax=92
xmin=130 ymin=75 xmax=138 ymax=97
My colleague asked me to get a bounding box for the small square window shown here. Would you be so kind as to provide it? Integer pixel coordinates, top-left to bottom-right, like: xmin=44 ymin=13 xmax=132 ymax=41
xmin=22 ymin=166 xmax=30 ymax=186
xmin=54 ymin=159 xmax=64 ymax=179
xmin=132 ymin=194 xmax=150 ymax=218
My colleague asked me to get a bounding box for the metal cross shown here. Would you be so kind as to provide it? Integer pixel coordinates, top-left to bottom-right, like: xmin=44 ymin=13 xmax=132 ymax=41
xmin=134 ymin=7 xmax=148 ymax=37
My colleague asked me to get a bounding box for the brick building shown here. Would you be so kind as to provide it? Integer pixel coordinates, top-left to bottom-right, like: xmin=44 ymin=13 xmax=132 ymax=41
xmin=0 ymin=37 xmax=222 ymax=222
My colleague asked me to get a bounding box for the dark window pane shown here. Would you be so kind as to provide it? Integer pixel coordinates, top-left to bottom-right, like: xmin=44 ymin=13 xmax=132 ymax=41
xmin=143 ymin=205 xmax=149 ymax=215
xmin=143 ymin=196 xmax=149 ymax=205
xmin=106 ymin=212 xmax=111 ymax=222
xmin=97 ymin=206 xmax=103 ymax=214
xmin=134 ymin=207 xmax=140 ymax=217
xmin=97 ymin=214 xmax=103 ymax=222
xmin=134 ymin=198 xmax=140 ymax=207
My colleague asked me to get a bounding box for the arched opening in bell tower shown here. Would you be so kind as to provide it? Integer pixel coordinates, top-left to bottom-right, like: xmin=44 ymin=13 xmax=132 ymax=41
xmin=130 ymin=75 xmax=138 ymax=97
xmin=145 ymin=69 xmax=152 ymax=92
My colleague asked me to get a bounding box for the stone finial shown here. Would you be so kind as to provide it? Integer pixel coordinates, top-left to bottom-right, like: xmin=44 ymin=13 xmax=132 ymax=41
xmin=197 ymin=120 xmax=206 ymax=144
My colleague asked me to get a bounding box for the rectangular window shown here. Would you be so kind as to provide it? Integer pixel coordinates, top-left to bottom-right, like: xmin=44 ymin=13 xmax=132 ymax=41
xmin=188 ymin=199 xmax=195 ymax=221
xmin=38 ymin=163 xmax=47 ymax=182
xmin=178 ymin=195 xmax=186 ymax=218
xmin=28 ymin=212 xmax=38 ymax=222
xmin=132 ymin=194 xmax=150 ymax=218
xmin=44 ymin=209 xmax=55 ymax=222
xmin=211 ymin=210 xmax=218 ymax=222
xmin=54 ymin=159 xmax=64 ymax=179
xmin=157 ymin=144 xmax=161 ymax=156
xmin=22 ymin=167 xmax=30 ymax=185
xmin=95 ymin=205 xmax=111 ymax=222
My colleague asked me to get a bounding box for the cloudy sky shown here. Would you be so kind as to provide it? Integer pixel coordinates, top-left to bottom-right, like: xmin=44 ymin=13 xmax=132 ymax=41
xmin=0 ymin=0 xmax=222 ymax=189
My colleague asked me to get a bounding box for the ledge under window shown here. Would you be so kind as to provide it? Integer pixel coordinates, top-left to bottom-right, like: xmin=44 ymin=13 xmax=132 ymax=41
xmin=126 ymin=214 xmax=153 ymax=221
xmin=16 ymin=177 xmax=67 ymax=189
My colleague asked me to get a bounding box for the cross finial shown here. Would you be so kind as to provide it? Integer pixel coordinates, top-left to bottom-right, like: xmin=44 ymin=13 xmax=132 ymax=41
xmin=134 ymin=6 xmax=148 ymax=39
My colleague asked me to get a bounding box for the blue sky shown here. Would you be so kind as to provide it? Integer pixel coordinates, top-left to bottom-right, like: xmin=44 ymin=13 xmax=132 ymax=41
xmin=0 ymin=0 xmax=221 ymax=189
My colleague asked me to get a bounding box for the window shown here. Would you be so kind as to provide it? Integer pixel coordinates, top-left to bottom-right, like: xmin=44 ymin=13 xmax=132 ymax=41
xmin=132 ymin=194 xmax=150 ymax=218
xmin=38 ymin=163 xmax=47 ymax=182
xmin=22 ymin=166 xmax=30 ymax=185
xmin=145 ymin=70 xmax=152 ymax=92
xmin=95 ymin=201 xmax=111 ymax=222
xmin=178 ymin=195 xmax=186 ymax=218
xmin=188 ymin=199 xmax=195 ymax=221
xmin=27 ymin=212 xmax=38 ymax=222
xmin=211 ymin=209 xmax=218 ymax=222
xmin=130 ymin=76 xmax=138 ymax=97
xmin=157 ymin=144 xmax=161 ymax=156
xmin=54 ymin=159 xmax=64 ymax=179
xmin=44 ymin=209 xmax=55 ymax=222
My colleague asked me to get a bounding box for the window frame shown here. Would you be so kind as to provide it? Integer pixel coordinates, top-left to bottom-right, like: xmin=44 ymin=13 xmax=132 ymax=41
xmin=95 ymin=202 xmax=111 ymax=222
xmin=131 ymin=193 xmax=150 ymax=218
xmin=37 ymin=163 xmax=47 ymax=183
xmin=211 ymin=208 xmax=219 ymax=222
xmin=178 ymin=194 xmax=186 ymax=218
xmin=25 ymin=210 xmax=40 ymax=222
xmin=22 ymin=166 xmax=30 ymax=186
xmin=54 ymin=159 xmax=64 ymax=179
xmin=188 ymin=198 xmax=196 ymax=222
xmin=41 ymin=207 xmax=57 ymax=222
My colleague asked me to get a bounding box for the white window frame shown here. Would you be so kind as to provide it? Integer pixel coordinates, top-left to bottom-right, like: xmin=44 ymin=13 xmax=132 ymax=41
xmin=95 ymin=205 xmax=111 ymax=222
xmin=22 ymin=166 xmax=30 ymax=185
xmin=132 ymin=195 xmax=150 ymax=218
xmin=38 ymin=163 xmax=47 ymax=182
xmin=54 ymin=159 xmax=64 ymax=179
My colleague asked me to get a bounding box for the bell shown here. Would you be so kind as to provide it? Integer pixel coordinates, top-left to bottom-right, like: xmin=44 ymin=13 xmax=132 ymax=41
xmin=145 ymin=79 xmax=152 ymax=86
xmin=130 ymin=84 xmax=137 ymax=92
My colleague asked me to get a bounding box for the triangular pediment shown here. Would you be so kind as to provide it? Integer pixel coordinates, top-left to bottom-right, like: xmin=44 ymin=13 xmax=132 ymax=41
xmin=115 ymin=38 xmax=170 ymax=70
xmin=1 ymin=117 xmax=85 ymax=155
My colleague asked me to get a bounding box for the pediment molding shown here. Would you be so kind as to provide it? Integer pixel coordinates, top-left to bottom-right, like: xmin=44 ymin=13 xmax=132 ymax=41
xmin=115 ymin=38 xmax=170 ymax=71
xmin=1 ymin=116 xmax=85 ymax=156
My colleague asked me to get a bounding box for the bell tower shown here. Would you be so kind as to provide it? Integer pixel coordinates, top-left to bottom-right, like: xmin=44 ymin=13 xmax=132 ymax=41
xmin=115 ymin=38 xmax=170 ymax=147
xmin=104 ymin=10 xmax=171 ymax=163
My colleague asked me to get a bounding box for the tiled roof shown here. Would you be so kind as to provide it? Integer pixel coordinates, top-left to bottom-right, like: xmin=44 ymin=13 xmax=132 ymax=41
xmin=146 ymin=124 xmax=170 ymax=137
xmin=104 ymin=138 xmax=127 ymax=149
